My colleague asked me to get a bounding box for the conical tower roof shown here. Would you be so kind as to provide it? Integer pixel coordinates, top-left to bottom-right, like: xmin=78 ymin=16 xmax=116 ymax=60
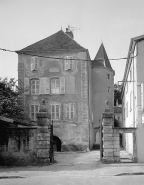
xmin=94 ymin=43 xmax=112 ymax=70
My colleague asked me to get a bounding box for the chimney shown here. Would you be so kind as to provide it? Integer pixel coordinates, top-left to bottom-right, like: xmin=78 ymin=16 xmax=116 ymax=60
xmin=65 ymin=25 xmax=74 ymax=39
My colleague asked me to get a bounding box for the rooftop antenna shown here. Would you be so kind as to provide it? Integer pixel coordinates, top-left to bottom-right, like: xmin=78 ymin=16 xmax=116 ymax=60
xmin=70 ymin=26 xmax=80 ymax=35
xmin=61 ymin=24 xmax=63 ymax=30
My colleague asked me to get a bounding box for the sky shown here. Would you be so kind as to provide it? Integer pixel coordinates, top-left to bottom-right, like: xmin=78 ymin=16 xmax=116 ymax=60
xmin=1 ymin=0 xmax=144 ymax=83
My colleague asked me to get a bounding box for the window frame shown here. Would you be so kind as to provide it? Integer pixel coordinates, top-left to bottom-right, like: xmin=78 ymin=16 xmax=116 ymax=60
xmin=107 ymin=74 xmax=110 ymax=80
xmin=30 ymin=103 xmax=40 ymax=121
xmin=51 ymin=78 xmax=60 ymax=94
xmin=50 ymin=103 xmax=61 ymax=120
xmin=31 ymin=79 xmax=40 ymax=95
xmin=65 ymin=56 xmax=74 ymax=71
xmin=65 ymin=103 xmax=76 ymax=120
xmin=31 ymin=57 xmax=39 ymax=71
xmin=50 ymin=77 xmax=65 ymax=95
xmin=107 ymin=87 xmax=111 ymax=93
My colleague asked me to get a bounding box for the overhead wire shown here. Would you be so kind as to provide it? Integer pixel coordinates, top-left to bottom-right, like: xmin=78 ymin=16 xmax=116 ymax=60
xmin=0 ymin=47 xmax=137 ymax=61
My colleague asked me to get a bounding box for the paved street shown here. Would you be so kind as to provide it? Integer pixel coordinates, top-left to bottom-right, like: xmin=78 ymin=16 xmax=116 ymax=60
xmin=1 ymin=151 xmax=144 ymax=185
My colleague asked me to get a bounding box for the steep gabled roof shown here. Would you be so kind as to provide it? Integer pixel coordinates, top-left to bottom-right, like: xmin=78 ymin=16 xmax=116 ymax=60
xmin=16 ymin=30 xmax=86 ymax=53
xmin=93 ymin=43 xmax=113 ymax=70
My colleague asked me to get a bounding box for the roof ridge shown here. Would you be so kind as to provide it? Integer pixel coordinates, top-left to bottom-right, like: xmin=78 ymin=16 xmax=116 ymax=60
xmin=17 ymin=30 xmax=86 ymax=53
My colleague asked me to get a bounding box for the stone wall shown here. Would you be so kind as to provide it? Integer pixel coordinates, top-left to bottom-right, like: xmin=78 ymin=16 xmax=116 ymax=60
xmin=0 ymin=127 xmax=37 ymax=166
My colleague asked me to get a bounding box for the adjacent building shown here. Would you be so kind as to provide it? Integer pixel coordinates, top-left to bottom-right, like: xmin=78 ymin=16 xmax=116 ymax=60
xmin=16 ymin=27 xmax=114 ymax=151
xmin=121 ymin=34 xmax=144 ymax=162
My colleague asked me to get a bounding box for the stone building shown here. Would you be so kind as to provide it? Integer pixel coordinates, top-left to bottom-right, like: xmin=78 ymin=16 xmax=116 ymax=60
xmin=91 ymin=44 xmax=115 ymax=147
xmin=16 ymin=27 xmax=114 ymax=151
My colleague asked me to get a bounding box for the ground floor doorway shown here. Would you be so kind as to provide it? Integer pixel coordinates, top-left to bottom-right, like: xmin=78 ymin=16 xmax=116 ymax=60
xmin=53 ymin=136 xmax=62 ymax=152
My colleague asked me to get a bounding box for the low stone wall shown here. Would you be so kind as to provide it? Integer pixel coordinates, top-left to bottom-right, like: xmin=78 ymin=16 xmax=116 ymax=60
xmin=0 ymin=127 xmax=37 ymax=166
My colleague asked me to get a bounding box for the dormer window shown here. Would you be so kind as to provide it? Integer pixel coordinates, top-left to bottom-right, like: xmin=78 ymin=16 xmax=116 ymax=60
xmin=65 ymin=56 xmax=74 ymax=71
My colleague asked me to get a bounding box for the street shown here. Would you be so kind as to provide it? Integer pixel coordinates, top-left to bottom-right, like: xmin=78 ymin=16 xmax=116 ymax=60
xmin=1 ymin=151 xmax=144 ymax=185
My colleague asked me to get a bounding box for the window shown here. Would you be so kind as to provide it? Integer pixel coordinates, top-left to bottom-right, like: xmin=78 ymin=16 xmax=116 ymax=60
xmin=51 ymin=78 xmax=60 ymax=94
xmin=51 ymin=77 xmax=65 ymax=94
xmin=65 ymin=56 xmax=74 ymax=70
xmin=107 ymin=74 xmax=110 ymax=80
xmin=51 ymin=103 xmax=60 ymax=120
xmin=31 ymin=79 xmax=39 ymax=95
xmin=30 ymin=104 xmax=39 ymax=121
xmin=65 ymin=103 xmax=75 ymax=119
xmin=107 ymin=87 xmax=111 ymax=93
xmin=31 ymin=57 xmax=39 ymax=71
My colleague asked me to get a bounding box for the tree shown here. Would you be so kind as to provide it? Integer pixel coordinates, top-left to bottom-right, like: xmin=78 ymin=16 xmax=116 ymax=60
xmin=114 ymin=83 xmax=122 ymax=106
xmin=0 ymin=77 xmax=24 ymax=119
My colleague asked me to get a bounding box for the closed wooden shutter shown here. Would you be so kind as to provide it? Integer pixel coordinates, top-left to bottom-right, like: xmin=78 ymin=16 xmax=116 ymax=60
xmin=60 ymin=77 xmax=65 ymax=94
xmin=45 ymin=77 xmax=50 ymax=94
xmin=24 ymin=78 xmax=29 ymax=94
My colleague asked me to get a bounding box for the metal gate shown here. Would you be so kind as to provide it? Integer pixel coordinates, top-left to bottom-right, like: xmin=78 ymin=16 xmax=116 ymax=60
xmin=100 ymin=123 xmax=103 ymax=161
xmin=49 ymin=120 xmax=54 ymax=163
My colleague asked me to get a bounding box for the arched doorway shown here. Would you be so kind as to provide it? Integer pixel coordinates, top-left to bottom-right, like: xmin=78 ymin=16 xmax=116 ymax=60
xmin=53 ymin=136 xmax=61 ymax=151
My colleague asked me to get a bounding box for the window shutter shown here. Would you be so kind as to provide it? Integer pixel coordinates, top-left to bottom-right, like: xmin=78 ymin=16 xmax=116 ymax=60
xmin=65 ymin=56 xmax=69 ymax=70
xmin=31 ymin=57 xmax=35 ymax=71
xmin=39 ymin=78 xmax=45 ymax=94
xmin=69 ymin=57 xmax=73 ymax=70
xmin=60 ymin=77 xmax=65 ymax=94
xmin=73 ymin=104 xmax=76 ymax=119
xmin=45 ymin=77 xmax=50 ymax=94
xmin=24 ymin=78 xmax=29 ymax=94
xmin=35 ymin=57 xmax=39 ymax=70
xmin=63 ymin=104 xmax=66 ymax=119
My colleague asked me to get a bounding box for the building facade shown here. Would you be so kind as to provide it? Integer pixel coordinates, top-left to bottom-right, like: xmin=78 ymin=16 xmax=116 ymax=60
xmin=121 ymin=34 xmax=144 ymax=162
xmin=16 ymin=28 xmax=114 ymax=151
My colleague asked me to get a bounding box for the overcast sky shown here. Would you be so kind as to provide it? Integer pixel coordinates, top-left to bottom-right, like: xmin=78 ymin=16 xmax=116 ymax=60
xmin=0 ymin=0 xmax=144 ymax=83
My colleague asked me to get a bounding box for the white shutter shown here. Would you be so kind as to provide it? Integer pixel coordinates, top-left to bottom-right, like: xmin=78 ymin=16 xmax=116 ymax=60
xmin=45 ymin=77 xmax=50 ymax=94
xmin=60 ymin=77 xmax=65 ymax=94
xmin=31 ymin=57 xmax=35 ymax=71
xmin=24 ymin=78 xmax=29 ymax=94
xmin=39 ymin=78 xmax=45 ymax=94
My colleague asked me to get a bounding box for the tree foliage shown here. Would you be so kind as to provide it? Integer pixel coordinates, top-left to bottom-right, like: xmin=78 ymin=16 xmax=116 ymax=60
xmin=0 ymin=77 xmax=24 ymax=119
xmin=114 ymin=84 xmax=122 ymax=106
